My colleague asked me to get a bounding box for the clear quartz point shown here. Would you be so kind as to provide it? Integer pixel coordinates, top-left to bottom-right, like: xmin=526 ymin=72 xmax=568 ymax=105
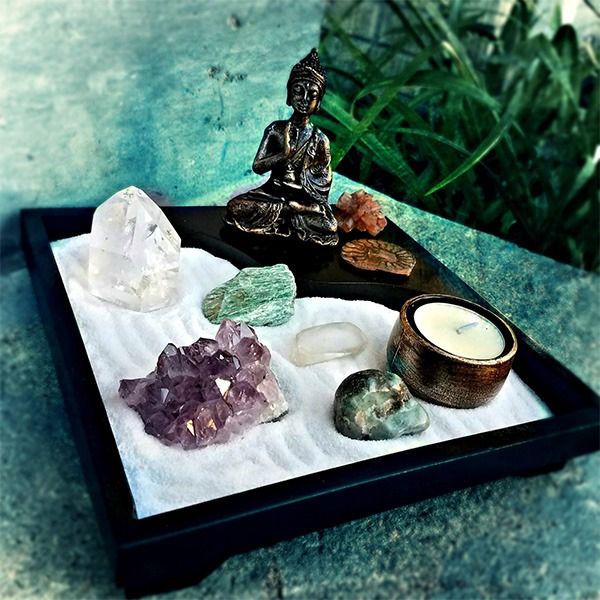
xmin=88 ymin=186 xmax=181 ymax=311
xmin=292 ymin=321 xmax=367 ymax=366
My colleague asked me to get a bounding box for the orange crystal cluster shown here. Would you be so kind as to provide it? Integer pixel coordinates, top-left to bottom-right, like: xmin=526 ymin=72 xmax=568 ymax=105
xmin=335 ymin=190 xmax=388 ymax=236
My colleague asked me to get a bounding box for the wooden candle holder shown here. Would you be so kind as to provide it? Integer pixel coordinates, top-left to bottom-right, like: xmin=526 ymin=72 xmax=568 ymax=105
xmin=387 ymin=294 xmax=518 ymax=408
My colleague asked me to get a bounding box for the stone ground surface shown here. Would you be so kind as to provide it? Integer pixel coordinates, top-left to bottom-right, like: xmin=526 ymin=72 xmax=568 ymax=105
xmin=1 ymin=1 xmax=599 ymax=598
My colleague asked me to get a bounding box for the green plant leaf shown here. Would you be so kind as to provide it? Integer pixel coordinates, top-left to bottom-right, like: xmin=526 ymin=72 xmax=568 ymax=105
xmin=425 ymin=90 xmax=521 ymax=196
xmin=385 ymin=0 xmax=430 ymax=51
xmin=359 ymin=154 xmax=373 ymax=181
xmin=323 ymin=14 xmax=382 ymax=83
xmin=323 ymin=65 xmax=365 ymax=89
xmin=563 ymin=155 xmax=597 ymax=206
xmin=358 ymin=134 xmax=420 ymax=195
xmin=383 ymin=126 xmax=470 ymax=155
xmin=566 ymin=237 xmax=584 ymax=269
xmin=520 ymin=34 xmax=579 ymax=110
xmin=500 ymin=211 xmax=517 ymax=235
xmin=380 ymin=105 xmax=459 ymax=173
xmin=448 ymin=0 xmax=463 ymax=29
xmin=583 ymin=77 xmax=600 ymax=153
xmin=411 ymin=0 xmax=480 ymax=83
xmin=332 ymin=45 xmax=440 ymax=168
xmin=553 ymin=24 xmax=578 ymax=71
xmin=321 ymin=92 xmax=420 ymax=194
xmin=407 ymin=71 xmax=500 ymax=110
xmin=320 ymin=0 xmax=365 ymax=49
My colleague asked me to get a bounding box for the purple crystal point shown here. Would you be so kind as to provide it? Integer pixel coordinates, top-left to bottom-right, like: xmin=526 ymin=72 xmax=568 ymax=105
xmin=156 ymin=344 xmax=196 ymax=382
xmin=227 ymin=381 xmax=266 ymax=415
xmin=181 ymin=337 xmax=219 ymax=363
xmin=215 ymin=319 xmax=256 ymax=353
xmin=236 ymin=363 xmax=268 ymax=387
xmin=144 ymin=410 xmax=173 ymax=439
xmin=119 ymin=320 xmax=288 ymax=449
xmin=199 ymin=350 xmax=240 ymax=378
xmin=234 ymin=336 xmax=271 ymax=366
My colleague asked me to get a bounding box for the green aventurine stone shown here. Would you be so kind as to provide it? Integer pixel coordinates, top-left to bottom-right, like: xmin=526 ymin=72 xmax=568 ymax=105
xmin=202 ymin=264 xmax=296 ymax=326
xmin=334 ymin=369 xmax=429 ymax=440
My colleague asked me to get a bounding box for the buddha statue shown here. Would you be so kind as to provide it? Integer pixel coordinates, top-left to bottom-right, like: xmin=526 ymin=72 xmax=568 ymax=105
xmin=225 ymin=49 xmax=339 ymax=246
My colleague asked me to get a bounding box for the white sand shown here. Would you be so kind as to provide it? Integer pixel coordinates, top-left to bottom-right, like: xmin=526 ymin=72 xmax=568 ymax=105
xmin=51 ymin=234 xmax=551 ymax=519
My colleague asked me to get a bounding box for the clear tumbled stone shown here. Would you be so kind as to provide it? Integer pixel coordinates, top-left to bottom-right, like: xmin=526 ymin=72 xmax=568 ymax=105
xmin=292 ymin=321 xmax=367 ymax=366
xmin=88 ymin=186 xmax=181 ymax=311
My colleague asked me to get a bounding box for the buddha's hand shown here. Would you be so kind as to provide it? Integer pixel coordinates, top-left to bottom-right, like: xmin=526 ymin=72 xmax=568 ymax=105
xmin=282 ymin=122 xmax=292 ymax=157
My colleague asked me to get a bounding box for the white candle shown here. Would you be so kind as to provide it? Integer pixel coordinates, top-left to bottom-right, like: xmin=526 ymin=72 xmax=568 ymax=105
xmin=413 ymin=302 xmax=505 ymax=360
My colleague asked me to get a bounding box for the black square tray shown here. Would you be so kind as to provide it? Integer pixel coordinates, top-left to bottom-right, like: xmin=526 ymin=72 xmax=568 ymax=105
xmin=21 ymin=206 xmax=599 ymax=597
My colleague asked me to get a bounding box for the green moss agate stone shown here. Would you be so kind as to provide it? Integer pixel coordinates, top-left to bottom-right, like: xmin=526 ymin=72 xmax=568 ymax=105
xmin=202 ymin=264 xmax=296 ymax=326
xmin=334 ymin=369 xmax=429 ymax=440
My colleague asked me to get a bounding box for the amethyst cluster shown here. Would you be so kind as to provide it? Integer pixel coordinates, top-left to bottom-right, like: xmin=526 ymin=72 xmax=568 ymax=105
xmin=119 ymin=319 xmax=288 ymax=449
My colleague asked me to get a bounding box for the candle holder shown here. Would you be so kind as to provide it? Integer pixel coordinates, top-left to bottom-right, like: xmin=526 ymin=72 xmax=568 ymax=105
xmin=387 ymin=294 xmax=518 ymax=408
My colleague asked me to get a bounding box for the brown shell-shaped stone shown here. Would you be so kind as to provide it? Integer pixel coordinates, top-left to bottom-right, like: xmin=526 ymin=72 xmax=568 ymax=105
xmin=341 ymin=239 xmax=416 ymax=276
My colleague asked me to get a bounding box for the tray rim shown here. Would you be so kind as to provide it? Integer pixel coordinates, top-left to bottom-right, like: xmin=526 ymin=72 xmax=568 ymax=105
xmin=20 ymin=206 xmax=600 ymax=596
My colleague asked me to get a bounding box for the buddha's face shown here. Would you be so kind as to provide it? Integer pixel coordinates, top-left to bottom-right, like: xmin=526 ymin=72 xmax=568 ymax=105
xmin=288 ymin=79 xmax=321 ymax=115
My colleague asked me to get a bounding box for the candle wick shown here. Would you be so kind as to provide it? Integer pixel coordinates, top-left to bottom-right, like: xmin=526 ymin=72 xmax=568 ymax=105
xmin=456 ymin=321 xmax=479 ymax=334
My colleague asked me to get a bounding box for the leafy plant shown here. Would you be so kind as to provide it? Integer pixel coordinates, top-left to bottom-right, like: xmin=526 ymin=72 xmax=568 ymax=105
xmin=317 ymin=0 xmax=599 ymax=270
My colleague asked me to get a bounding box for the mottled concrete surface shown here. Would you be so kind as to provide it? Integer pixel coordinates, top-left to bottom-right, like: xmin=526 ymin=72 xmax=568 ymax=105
xmin=1 ymin=1 xmax=599 ymax=598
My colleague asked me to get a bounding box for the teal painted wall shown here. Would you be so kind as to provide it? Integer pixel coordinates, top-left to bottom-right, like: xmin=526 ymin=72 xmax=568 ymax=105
xmin=0 ymin=0 xmax=324 ymax=266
